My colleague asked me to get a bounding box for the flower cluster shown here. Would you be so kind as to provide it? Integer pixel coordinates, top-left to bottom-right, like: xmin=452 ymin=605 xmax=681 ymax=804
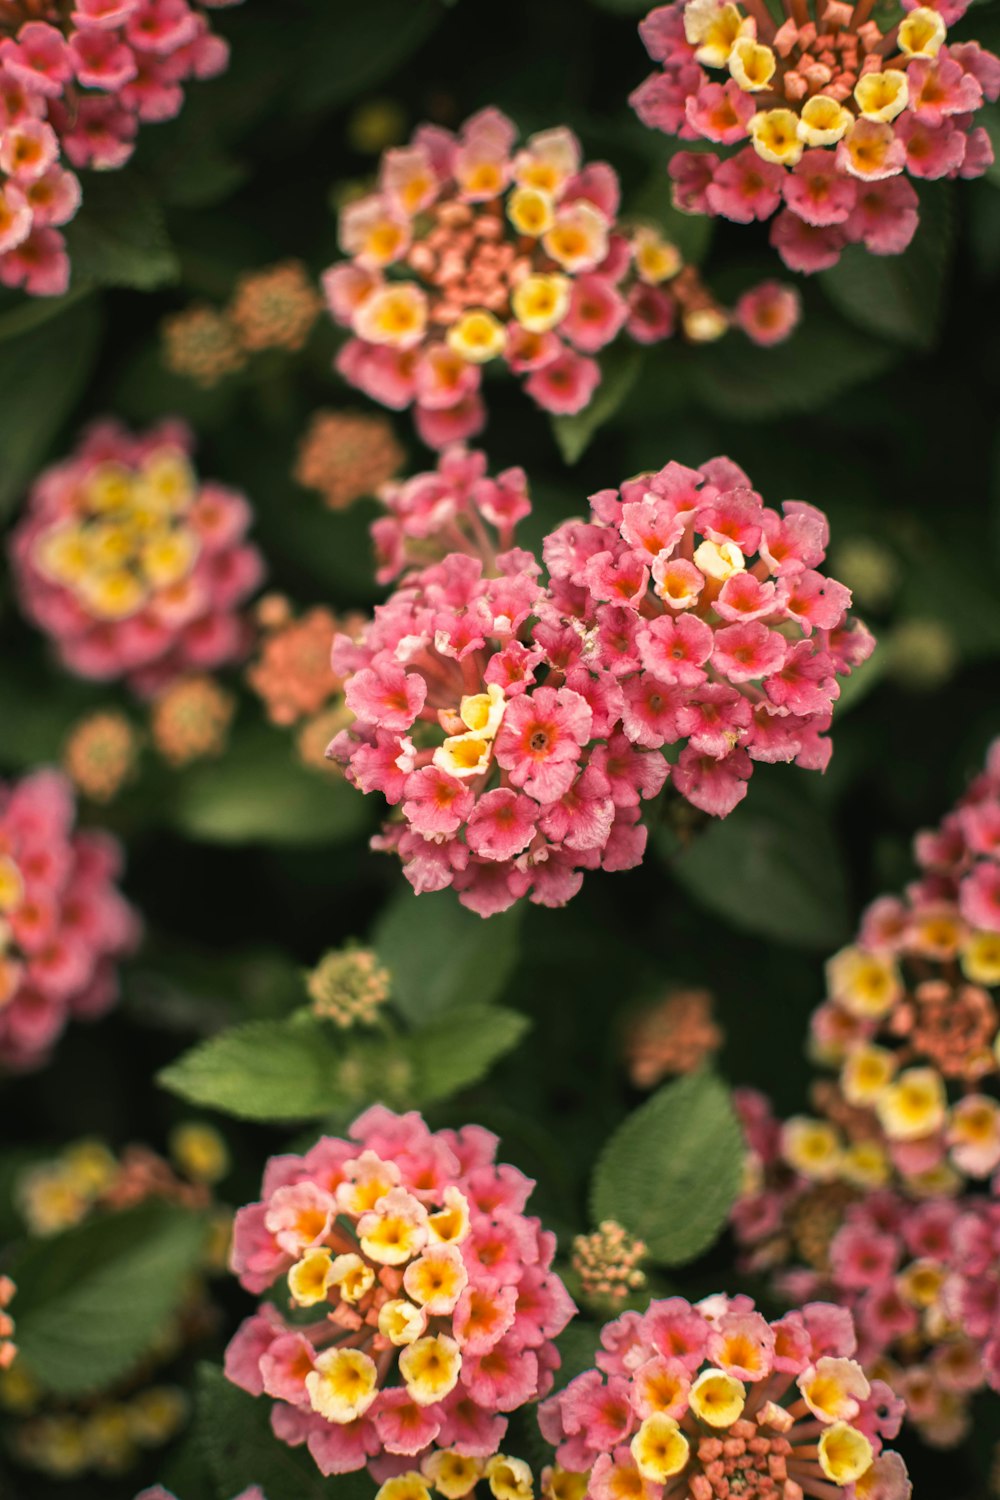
xmin=0 ymin=0 xmax=237 ymax=296
xmin=539 ymin=1292 xmax=910 ymax=1499
xmin=149 ymin=672 xmax=236 ymax=766
xmin=624 ymin=987 xmax=724 ymax=1088
xmin=732 ymin=1091 xmax=1000 ymax=1447
xmin=62 ymin=708 xmax=140 ymax=802
xmin=305 ymin=945 xmax=393 ymax=1028
xmin=162 ymin=260 xmax=323 ymax=386
xmin=11 ymin=419 xmax=264 ymax=696
xmin=294 ymin=409 xmax=405 ymax=510
xmin=247 ymin=597 xmax=363 ymax=771
xmin=8 ymin=1382 xmax=189 ymax=1480
xmin=323 ymin=108 xmax=796 ymax=446
xmin=330 ymin=445 xmax=871 ymax=915
xmin=571 ymin=1221 xmax=648 ymax=1310
xmin=0 ymin=768 xmax=139 ymax=1072
xmin=631 ymin=0 xmax=1000 ymax=271
xmin=225 ymin=1106 xmax=575 ymax=1480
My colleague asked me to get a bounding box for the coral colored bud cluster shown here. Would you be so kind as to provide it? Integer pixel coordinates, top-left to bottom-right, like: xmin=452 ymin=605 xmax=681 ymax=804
xmin=631 ymin=0 xmax=1000 ymax=271
xmin=0 ymin=769 xmax=139 ymax=1072
xmin=625 ymin=987 xmax=724 ymax=1088
xmin=329 ymin=445 xmax=872 ymax=914
xmin=11 ymin=420 xmax=264 ymax=697
xmin=247 ymin=597 xmax=364 ymax=771
xmin=225 ymin=1107 xmax=575 ymax=1481
xmin=0 ymin=1277 xmax=15 ymax=1372
xmin=323 ymin=108 xmax=794 ymax=447
xmin=732 ymin=1089 xmax=1000 ymax=1448
xmin=294 ymin=409 xmax=405 ymax=511
xmin=62 ymin=708 xmax=140 ymax=802
xmin=0 ymin=0 xmax=238 ymax=296
xmin=149 ymin=672 xmax=236 ymax=766
xmin=162 ymin=261 xmax=322 ymax=386
xmin=571 ymin=1221 xmax=647 ymax=1308
xmin=539 ymin=1292 xmax=910 ymax=1499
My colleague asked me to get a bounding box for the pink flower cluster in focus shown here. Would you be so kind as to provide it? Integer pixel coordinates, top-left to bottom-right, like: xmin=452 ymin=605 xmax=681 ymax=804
xmin=0 ymin=767 xmax=139 ymax=1072
xmin=11 ymin=418 xmax=264 ymax=696
xmin=322 ymin=108 xmax=797 ymax=448
xmin=631 ymin=0 xmax=1000 ymax=271
xmin=330 ymin=445 xmax=871 ymax=916
xmin=225 ymin=1106 xmax=575 ymax=1481
xmin=0 ymin=0 xmax=238 ymax=296
xmin=539 ymin=1291 xmax=910 ymax=1498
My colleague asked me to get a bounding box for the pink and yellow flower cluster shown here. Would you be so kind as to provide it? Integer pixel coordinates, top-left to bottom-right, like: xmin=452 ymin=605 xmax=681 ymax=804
xmin=0 ymin=0 xmax=238 ymax=296
xmin=539 ymin=1292 xmax=910 ymax=1499
xmin=631 ymin=0 xmax=1000 ymax=270
xmin=323 ymin=108 xmax=796 ymax=446
xmin=0 ymin=768 xmax=139 ymax=1072
xmin=225 ymin=1107 xmax=575 ymax=1481
xmin=329 ymin=445 xmax=871 ymax=915
xmin=11 ymin=419 xmax=264 ymax=697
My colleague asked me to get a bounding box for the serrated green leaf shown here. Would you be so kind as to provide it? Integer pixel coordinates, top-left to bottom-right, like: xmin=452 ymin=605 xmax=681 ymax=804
xmin=166 ymin=726 xmax=370 ymax=847
xmin=667 ymin=773 xmax=851 ymax=949
xmin=820 ymin=187 xmax=954 ymax=350
xmin=0 ymin=298 xmax=102 ymax=516
xmin=157 ymin=1017 xmax=346 ymax=1121
xmin=406 ymin=1004 xmax=531 ymax=1104
xmin=552 ymin=344 xmax=645 ymax=464
xmin=590 ymin=1072 xmax=742 ymax=1265
xmin=196 ymin=1364 xmax=355 ymax=1500
xmin=66 ymin=172 xmax=179 ymax=290
xmin=374 ymin=888 xmax=522 ymax=1023
xmin=11 ymin=1202 xmax=207 ymax=1397
xmin=691 ymin=307 xmax=897 ymax=418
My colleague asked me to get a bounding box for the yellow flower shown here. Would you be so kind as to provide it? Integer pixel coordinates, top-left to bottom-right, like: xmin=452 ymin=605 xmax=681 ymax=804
xmin=355 ymin=284 xmax=428 ymax=349
xmin=876 ymin=1067 xmax=946 ymax=1141
xmin=446 ymin=309 xmax=507 ymax=364
xmin=169 ymin=1121 xmax=229 ymax=1184
xmin=729 ymin=37 xmax=776 ymax=91
xmin=399 ymin=1333 xmax=462 ymax=1406
xmin=0 ymin=857 xmax=23 ymax=917
xmin=826 ymin=946 xmax=901 ymax=1019
xmin=798 ymin=95 xmax=854 ymax=145
xmin=898 ymin=1257 xmax=946 ymax=1308
xmin=403 ymin=1245 xmax=468 ymax=1315
xmin=422 ymin=1450 xmax=485 ymax=1499
xmin=817 ymin=1423 xmax=874 ymax=1485
xmin=378 ymin=1298 xmax=428 ymax=1345
xmin=62 ymin=1140 xmax=116 ymax=1196
xmin=305 ymin=1348 xmax=379 ymax=1424
xmin=126 ymin=1385 xmax=188 ymax=1445
xmin=630 ymin=1414 xmax=690 ymax=1481
xmin=693 ymin=538 xmax=745 ymax=581
xmin=798 ymin=1357 xmax=870 ymax=1423
xmin=427 ymin=1186 xmax=472 ymax=1245
xmin=433 ymin=731 xmax=494 ymax=779
xmin=840 ymin=120 xmax=900 ymax=179
xmin=32 ymin=523 xmax=92 ymax=585
xmin=781 ymin=1117 xmax=842 ymax=1181
xmin=77 ymin=568 xmax=147 ymax=621
xmin=140 ymin=528 xmax=199 ymax=589
xmin=540 ymin=1468 xmax=589 ymax=1500
xmin=335 ymin=1149 xmax=401 ymax=1215
xmin=632 ymin=227 xmax=682 ymax=285
xmin=962 ymin=930 xmax=1000 ymax=985
xmin=543 ymin=201 xmax=609 ymax=273
xmin=82 ymin=461 xmax=135 ymax=514
xmin=841 ymin=1043 xmax=896 ymax=1106
xmin=898 ymin=6 xmax=946 ymax=56
xmin=514 ymin=127 xmax=580 ymax=194
xmin=376 ymin=1473 xmax=433 ymax=1500
xmin=512 ymin=273 xmax=571 ymax=333
xmin=688 ymin=1368 xmax=746 ymax=1427
xmin=459 ymin=684 xmax=506 ymax=737
xmin=508 ymin=186 xmax=556 ymax=238
xmin=854 ymin=70 xmax=909 ymax=123
xmin=841 ymin=1139 xmax=890 ymax=1189
xmin=330 ymin=1251 xmax=377 ymax=1303
xmin=288 ymin=1248 xmax=336 ymax=1307
xmin=685 ymin=0 xmax=754 ymax=66
xmin=749 ymin=109 xmax=803 ymax=166
xmin=486 ymin=1455 xmax=535 ymax=1500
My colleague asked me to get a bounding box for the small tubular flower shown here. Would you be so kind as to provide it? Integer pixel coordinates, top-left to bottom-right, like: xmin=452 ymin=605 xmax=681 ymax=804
xmin=634 ymin=0 xmax=999 ymax=270
xmin=226 ymin=1107 xmax=574 ymax=1478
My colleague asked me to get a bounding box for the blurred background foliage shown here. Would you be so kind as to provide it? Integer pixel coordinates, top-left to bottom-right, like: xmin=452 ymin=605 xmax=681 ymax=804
xmin=0 ymin=0 xmax=998 ymax=1495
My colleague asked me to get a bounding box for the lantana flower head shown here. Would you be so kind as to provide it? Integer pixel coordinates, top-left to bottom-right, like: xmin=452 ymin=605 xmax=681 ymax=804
xmin=330 ymin=446 xmax=871 ymax=915
xmin=539 ymin=1291 xmax=910 ymax=1498
xmin=0 ymin=767 xmax=139 ymax=1072
xmin=631 ymin=0 xmax=1000 ymax=270
xmin=0 ymin=0 xmax=237 ymax=296
xmin=225 ymin=1106 xmax=575 ymax=1480
xmin=322 ymin=109 xmax=795 ymax=446
xmin=11 ymin=419 xmax=264 ymax=696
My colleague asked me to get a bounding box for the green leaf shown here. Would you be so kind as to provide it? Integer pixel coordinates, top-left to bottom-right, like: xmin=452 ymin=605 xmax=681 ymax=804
xmin=157 ymin=1017 xmax=347 ymax=1122
xmin=166 ymin=726 xmax=370 ymax=847
xmin=691 ymin=306 xmax=897 ymax=418
xmin=590 ymin=1072 xmax=742 ymax=1265
xmin=406 ymin=1004 xmax=531 ymax=1104
xmin=551 ymin=344 xmax=645 ymax=464
xmin=667 ymin=773 xmax=851 ymax=949
xmin=0 ymin=298 xmax=102 ymax=516
xmin=291 ymin=0 xmax=445 ymax=114
xmin=196 ymin=1364 xmax=361 ymax=1500
xmin=66 ymin=172 xmax=179 ymax=290
xmin=374 ymin=888 xmax=522 ymax=1023
xmin=11 ymin=1202 xmax=207 ymax=1397
xmin=819 ymin=187 xmax=954 ymax=350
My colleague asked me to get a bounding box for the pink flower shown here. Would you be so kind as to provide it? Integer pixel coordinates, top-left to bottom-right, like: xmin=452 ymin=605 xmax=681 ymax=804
xmin=784 ymin=151 xmax=857 ymax=226
xmin=706 ymin=147 xmax=784 ymax=223
xmin=465 ymin=788 xmax=538 ymax=860
xmin=770 ymin=210 xmax=847 ymax=273
xmin=524 ymin=348 xmax=601 ymax=415
xmin=733 ymin=281 xmax=800 ymax=346
xmin=495 ymin=687 xmax=592 ymax=801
